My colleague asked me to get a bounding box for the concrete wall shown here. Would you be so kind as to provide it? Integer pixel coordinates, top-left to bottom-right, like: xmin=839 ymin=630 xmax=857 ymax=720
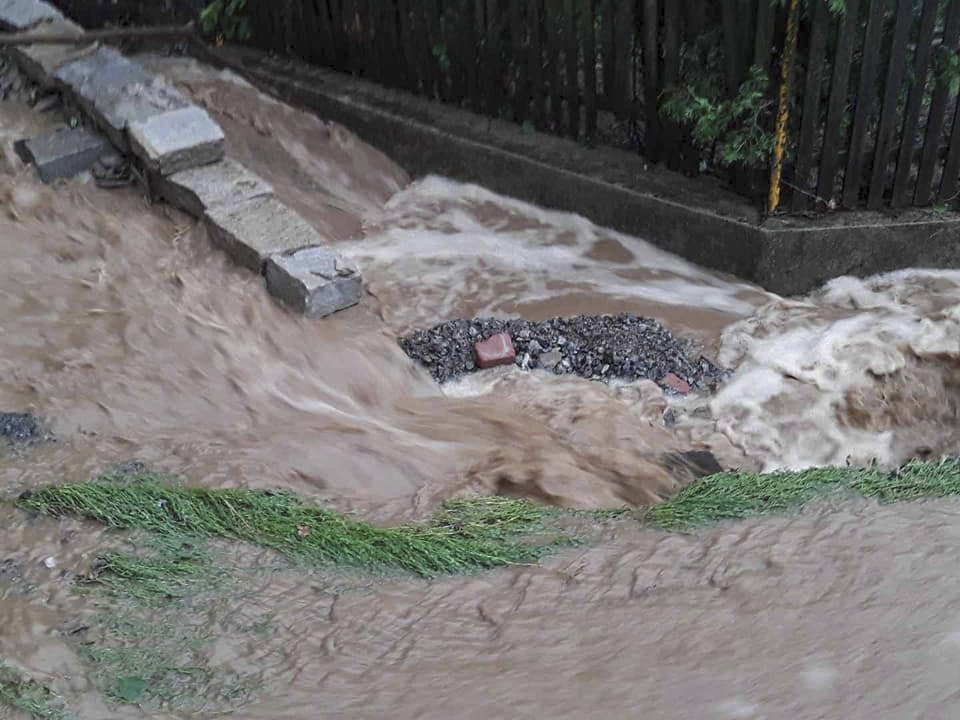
xmin=194 ymin=45 xmax=960 ymax=296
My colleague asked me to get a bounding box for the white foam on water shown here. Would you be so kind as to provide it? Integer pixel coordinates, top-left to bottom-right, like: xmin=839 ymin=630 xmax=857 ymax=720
xmin=712 ymin=269 xmax=960 ymax=470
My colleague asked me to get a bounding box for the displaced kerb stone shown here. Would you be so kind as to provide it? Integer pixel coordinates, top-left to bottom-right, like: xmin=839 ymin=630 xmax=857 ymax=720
xmin=474 ymin=333 xmax=517 ymax=369
xmin=53 ymin=47 xmax=188 ymax=150
xmin=53 ymin=46 xmax=146 ymax=100
xmin=0 ymin=0 xmax=62 ymax=31
xmin=205 ymin=194 xmax=325 ymax=273
xmin=128 ymin=105 xmax=224 ymax=175
xmin=155 ymin=157 xmax=273 ymax=218
xmin=11 ymin=18 xmax=93 ymax=86
xmin=265 ymin=246 xmax=362 ymax=319
xmin=19 ymin=126 xmax=108 ymax=183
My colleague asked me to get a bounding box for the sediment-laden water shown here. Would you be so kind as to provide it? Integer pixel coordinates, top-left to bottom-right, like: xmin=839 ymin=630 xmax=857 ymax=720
xmin=1 ymin=53 xmax=959 ymax=719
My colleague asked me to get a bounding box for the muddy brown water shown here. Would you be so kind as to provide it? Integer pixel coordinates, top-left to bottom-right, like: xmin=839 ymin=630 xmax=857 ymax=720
xmin=1 ymin=55 xmax=960 ymax=718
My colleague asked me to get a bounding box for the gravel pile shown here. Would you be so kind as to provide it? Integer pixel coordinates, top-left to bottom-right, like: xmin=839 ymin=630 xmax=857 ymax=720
xmin=0 ymin=412 xmax=43 ymax=445
xmin=399 ymin=314 xmax=728 ymax=391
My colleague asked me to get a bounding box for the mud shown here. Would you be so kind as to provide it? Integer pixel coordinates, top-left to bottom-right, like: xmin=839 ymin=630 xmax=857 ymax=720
xmin=0 ymin=52 xmax=959 ymax=719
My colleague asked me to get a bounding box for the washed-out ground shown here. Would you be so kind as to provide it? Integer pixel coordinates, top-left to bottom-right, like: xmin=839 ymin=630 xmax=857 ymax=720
xmin=2 ymin=51 xmax=960 ymax=720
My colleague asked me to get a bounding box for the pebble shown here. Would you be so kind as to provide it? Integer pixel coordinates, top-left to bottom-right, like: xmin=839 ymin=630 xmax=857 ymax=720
xmin=399 ymin=314 xmax=729 ymax=392
xmin=43 ymin=556 xmax=56 ymax=569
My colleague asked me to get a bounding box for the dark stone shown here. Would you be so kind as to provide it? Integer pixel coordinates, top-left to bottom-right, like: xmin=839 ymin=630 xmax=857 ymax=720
xmin=0 ymin=412 xmax=42 ymax=444
xmin=113 ymin=460 xmax=146 ymax=475
xmin=399 ymin=314 xmax=728 ymax=391
xmin=18 ymin=127 xmax=109 ymax=183
xmin=0 ymin=558 xmax=22 ymax=583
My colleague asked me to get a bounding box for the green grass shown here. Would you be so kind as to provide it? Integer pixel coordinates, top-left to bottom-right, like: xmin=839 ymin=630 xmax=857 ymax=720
xmin=10 ymin=459 xmax=960 ymax=712
xmin=70 ymin=533 xmax=259 ymax=712
xmin=0 ymin=664 xmax=67 ymax=720
xmin=17 ymin=474 xmax=565 ymax=578
xmin=648 ymin=458 xmax=960 ymax=531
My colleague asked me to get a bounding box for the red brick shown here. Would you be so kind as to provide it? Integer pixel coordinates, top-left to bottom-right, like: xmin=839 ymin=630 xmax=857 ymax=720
xmin=474 ymin=333 xmax=517 ymax=369
xmin=661 ymin=372 xmax=691 ymax=395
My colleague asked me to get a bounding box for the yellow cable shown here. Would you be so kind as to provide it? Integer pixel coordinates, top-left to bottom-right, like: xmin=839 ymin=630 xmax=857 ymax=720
xmin=768 ymin=0 xmax=802 ymax=213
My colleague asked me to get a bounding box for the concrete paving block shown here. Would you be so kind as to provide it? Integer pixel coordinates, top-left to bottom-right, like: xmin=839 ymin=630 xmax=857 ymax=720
xmin=54 ymin=47 xmax=187 ymax=150
xmin=128 ymin=105 xmax=224 ymax=175
xmin=18 ymin=127 xmax=108 ymax=183
xmin=12 ymin=18 xmax=94 ymax=86
xmin=155 ymin=157 xmax=273 ymax=218
xmin=205 ymin=195 xmax=326 ymax=273
xmin=53 ymin=46 xmax=144 ymax=98
xmin=265 ymin=246 xmax=362 ymax=318
xmin=0 ymin=0 xmax=62 ymax=30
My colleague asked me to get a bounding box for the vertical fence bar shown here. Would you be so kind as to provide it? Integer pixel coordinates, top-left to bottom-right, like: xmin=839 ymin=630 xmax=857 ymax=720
xmin=890 ymin=0 xmax=938 ymax=207
xmin=545 ymin=0 xmax=565 ymax=130
xmin=642 ymin=0 xmax=659 ymax=158
xmin=395 ymin=0 xmax=419 ymax=91
xmin=791 ymin=0 xmax=831 ymax=211
xmin=752 ymin=0 xmax=774 ymax=72
xmin=841 ymin=0 xmax=885 ymax=207
xmin=816 ymin=0 xmax=861 ymax=207
xmin=866 ymin=0 xmax=913 ymax=209
xmin=916 ymin=0 xmax=960 ymax=205
xmin=528 ymin=0 xmax=546 ymax=127
xmin=721 ymin=0 xmax=741 ymax=95
xmin=313 ymin=0 xmax=335 ymax=65
xmin=613 ymin=0 xmax=634 ymax=119
xmin=564 ymin=0 xmax=581 ymax=137
xmin=581 ymin=0 xmax=597 ymax=138
xmin=480 ymin=0 xmax=494 ymax=114
xmin=600 ymin=0 xmax=615 ymax=107
xmin=510 ymin=0 xmax=527 ymax=121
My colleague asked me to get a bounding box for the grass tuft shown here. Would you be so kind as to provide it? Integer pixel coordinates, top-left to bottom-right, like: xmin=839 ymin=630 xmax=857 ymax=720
xmin=649 ymin=458 xmax=960 ymax=531
xmin=17 ymin=477 xmax=563 ymax=577
xmin=0 ymin=664 xmax=67 ymax=720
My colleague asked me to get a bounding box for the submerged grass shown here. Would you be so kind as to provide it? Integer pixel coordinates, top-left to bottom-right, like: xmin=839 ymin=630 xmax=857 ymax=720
xmin=9 ymin=460 xmax=960 ymax=711
xmin=649 ymin=458 xmax=960 ymax=531
xmin=17 ymin=474 xmax=563 ymax=578
xmin=0 ymin=664 xmax=67 ymax=720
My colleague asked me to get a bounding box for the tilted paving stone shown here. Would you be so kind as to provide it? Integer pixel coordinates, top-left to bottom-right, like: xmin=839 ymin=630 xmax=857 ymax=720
xmin=204 ymin=194 xmax=327 ymax=273
xmin=53 ymin=47 xmax=188 ymax=150
xmin=18 ymin=126 xmax=108 ymax=183
xmin=11 ymin=18 xmax=95 ymax=86
xmin=128 ymin=105 xmax=224 ymax=175
xmin=0 ymin=0 xmax=62 ymax=31
xmin=154 ymin=156 xmax=273 ymax=218
xmin=265 ymin=245 xmax=362 ymax=318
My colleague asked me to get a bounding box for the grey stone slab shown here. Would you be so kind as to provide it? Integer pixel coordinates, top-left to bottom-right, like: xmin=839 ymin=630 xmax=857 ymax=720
xmin=12 ymin=18 xmax=94 ymax=86
xmin=53 ymin=46 xmax=145 ymax=97
xmin=19 ymin=127 xmax=108 ymax=183
xmin=205 ymin=195 xmax=325 ymax=273
xmin=54 ymin=47 xmax=187 ymax=150
xmin=265 ymin=246 xmax=362 ymax=318
xmin=155 ymin=157 xmax=273 ymax=218
xmin=128 ymin=105 xmax=224 ymax=175
xmin=0 ymin=0 xmax=62 ymax=30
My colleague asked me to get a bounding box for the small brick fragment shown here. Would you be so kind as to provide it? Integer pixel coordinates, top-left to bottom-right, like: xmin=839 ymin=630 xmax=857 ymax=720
xmin=474 ymin=333 xmax=517 ymax=369
xmin=661 ymin=372 xmax=691 ymax=395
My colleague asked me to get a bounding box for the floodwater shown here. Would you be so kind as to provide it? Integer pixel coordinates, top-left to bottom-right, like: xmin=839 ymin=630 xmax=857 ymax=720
xmin=1 ymin=54 xmax=959 ymax=719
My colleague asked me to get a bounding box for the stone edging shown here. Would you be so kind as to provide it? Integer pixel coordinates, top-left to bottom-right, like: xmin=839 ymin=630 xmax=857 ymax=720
xmin=0 ymin=0 xmax=361 ymax=319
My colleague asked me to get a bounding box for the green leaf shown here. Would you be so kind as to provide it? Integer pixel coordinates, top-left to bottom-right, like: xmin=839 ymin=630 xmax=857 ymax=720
xmin=117 ymin=676 xmax=147 ymax=703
